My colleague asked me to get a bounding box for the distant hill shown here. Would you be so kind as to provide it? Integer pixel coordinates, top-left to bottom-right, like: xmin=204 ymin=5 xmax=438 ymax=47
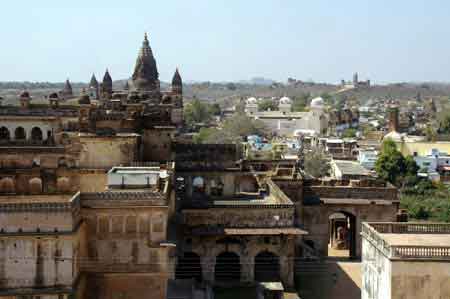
xmin=1 ymin=80 xmax=450 ymax=107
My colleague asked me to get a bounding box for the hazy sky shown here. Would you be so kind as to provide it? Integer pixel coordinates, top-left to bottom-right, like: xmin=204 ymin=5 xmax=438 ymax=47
xmin=1 ymin=0 xmax=449 ymax=83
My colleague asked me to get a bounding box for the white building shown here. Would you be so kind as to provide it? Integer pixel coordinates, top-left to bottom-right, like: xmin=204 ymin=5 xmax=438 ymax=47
xmin=362 ymin=222 xmax=450 ymax=299
xmin=358 ymin=149 xmax=379 ymax=170
xmin=245 ymin=96 xmax=328 ymax=136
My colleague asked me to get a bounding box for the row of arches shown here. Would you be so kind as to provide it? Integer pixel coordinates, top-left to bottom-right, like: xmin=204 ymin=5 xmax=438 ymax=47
xmin=176 ymin=251 xmax=280 ymax=283
xmin=0 ymin=126 xmax=47 ymax=141
xmin=0 ymin=177 xmax=71 ymax=194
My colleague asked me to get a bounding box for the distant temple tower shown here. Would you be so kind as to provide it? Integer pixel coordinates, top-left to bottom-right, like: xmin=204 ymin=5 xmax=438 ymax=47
xmin=62 ymin=79 xmax=73 ymax=98
xmin=388 ymin=104 xmax=399 ymax=133
xmin=132 ymin=33 xmax=160 ymax=91
xmin=353 ymin=72 xmax=358 ymax=86
xmin=89 ymin=74 xmax=99 ymax=99
xmin=101 ymin=69 xmax=113 ymax=99
xmin=172 ymin=68 xmax=182 ymax=95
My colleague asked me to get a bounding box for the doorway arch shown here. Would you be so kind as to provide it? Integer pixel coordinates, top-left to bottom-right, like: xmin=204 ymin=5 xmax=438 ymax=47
xmin=176 ymin=252 xmax=202 ymax=281
xmin=254 ymin=251 xmax=280 ymax=282
xmin=0 ymin=127 xmax=10 ymax=140
xmin=31 ymin=127 xmax=43 ymax=141
xmin=215 ymin=252 xmax=240 ymax=282
xmin=328 ymin=211 xmax=357 ymax=258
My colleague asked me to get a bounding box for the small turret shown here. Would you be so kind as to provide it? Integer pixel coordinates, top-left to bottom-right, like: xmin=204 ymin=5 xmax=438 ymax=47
xmin=89 ymin=74 xmax=99 ymax=99
xmin=101 ymin=69 xmax=113 ymax=99
xmin=171 ymin=68 xmax=182 ymax=94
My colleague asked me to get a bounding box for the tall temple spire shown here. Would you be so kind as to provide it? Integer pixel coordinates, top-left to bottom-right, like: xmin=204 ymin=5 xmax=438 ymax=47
xmin=101 ymin=69 xmax=113 ymax=99
xmin=89 ymin=73 xmax=98 ymax=88
xmin=171 ymin=68 xmax=182 ymax=94
xmin=132 ymin=33 xmax=159 ymax=91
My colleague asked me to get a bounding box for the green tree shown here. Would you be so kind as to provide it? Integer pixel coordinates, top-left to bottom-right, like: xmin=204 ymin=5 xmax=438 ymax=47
xmin=258 ymin=99 xmax=278 ymax=111
xmin=375 ymin=139 xmax=418 ymax=186
xmin=208 ymin=103 xmax=221 ymax=116
xmin=184 ymin=99 xmax=212 ymax=126
xmin=304 ymin=150 xmax=330 ymax=178
xmin=342 ymin=128 xmax=357 ymax=138
xmin=194 ymin=114 xmax=267 ymax=144
xmin=292 ymin=93 xmax=310 ymax=112
xmin=440 ymin=114 xmax=450 ymax=134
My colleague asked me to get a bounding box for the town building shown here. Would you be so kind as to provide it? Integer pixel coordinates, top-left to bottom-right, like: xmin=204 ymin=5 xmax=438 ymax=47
xmin=362 ymin=222 xmax=450 ymax=299
xmin=245 ymin=97 xmax=329 ymax=136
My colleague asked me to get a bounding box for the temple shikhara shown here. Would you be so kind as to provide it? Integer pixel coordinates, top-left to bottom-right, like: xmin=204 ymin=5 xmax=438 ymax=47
xmin=0 ymin=33 xmax=421 ymax=299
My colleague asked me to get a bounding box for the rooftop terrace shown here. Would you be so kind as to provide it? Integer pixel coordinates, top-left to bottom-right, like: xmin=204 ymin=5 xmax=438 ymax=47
xmin=362 ymin=222 xmax=450 ymax=260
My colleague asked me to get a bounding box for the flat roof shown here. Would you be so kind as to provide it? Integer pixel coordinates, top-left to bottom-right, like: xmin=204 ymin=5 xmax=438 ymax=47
xmin=0 ymin=194 xmax=74 ymax=204
xmin=333 ymin=160 xmax=371 ymax=176
xmin=380 ymin=233 xmax=450 ymax=247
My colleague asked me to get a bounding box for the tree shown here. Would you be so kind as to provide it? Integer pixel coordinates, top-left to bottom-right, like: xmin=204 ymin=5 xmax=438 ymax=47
xmin=342 ymin=128 xmax=357 ymax=138
xmin=375 ymin=139 xmax=418 ymax=186
xmin=304 ymin=150 xmax=330 ymax=178
xmin=193 ymin=114 xmax=267 ymax=144
xmin=258 ymin=99 xmax=278 ymax=111
xmin=184 ymin=99 xmax=212 ymax=126
xmin=439 ymin=114 xmax=450 ymax=134
xmin=292 ymin=93 xmax=310 ymax=112
xmin=208 ymin=103 xmax=221 ymax=116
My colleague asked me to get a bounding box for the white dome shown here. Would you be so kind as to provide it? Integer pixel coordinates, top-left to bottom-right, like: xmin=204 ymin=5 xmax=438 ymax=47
xmin=246 ymin=97 xmax=257 ymax=104
xmin=279 ymin=96 xmax=292 ymax=104
xmin=310 ymin=97 xmax=325 ymax=108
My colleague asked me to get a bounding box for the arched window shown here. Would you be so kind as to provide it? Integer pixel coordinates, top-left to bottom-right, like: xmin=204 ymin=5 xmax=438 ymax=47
xmin=0 ymin=127 xmax=10 ymax=140
xmin=31 ymin=127 xmax=43 ymax=141
xmin=14 ymin=127 xmax=26 ymax=140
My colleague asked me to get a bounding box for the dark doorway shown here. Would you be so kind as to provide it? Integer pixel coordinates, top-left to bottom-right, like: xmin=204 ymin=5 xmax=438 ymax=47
xmin=254 ymin=251 xmax=280 ymax=282
xmin=0 ymin=127 xmax=10 ymax=140
xmin=215 ymin=252 xmax=240 ymax=282
xmin=176 ymin=252 xmax=202 ymax=281
xmin=31 ymin=127 xmax=43 ymax=141
xmin=15 ymin=127 xmax=26 ymax=140
xmin=328 ymin=211 xmax=357 ymax=258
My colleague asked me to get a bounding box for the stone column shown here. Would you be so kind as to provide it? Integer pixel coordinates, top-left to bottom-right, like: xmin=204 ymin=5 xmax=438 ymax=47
xmin=280 ymin=237 xmax=295 ymax=289
xmin=241 ymin=256 xmax=254 ymax=282
xmin=201 ymin=256 xmax=215 ymax=284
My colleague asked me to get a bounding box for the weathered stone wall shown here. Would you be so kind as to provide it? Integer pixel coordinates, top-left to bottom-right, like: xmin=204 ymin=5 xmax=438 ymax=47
xmin=173 ymin=143 xmax=242 ymax=170
xmin=78 ymin=170 xmax=107 ymax=192
xmin=142 ymin=129 xmax=174 ymax=162
xmin=183 ymin=208 xmax=294 ymax=228
xmin=0 ymin=230 xmax=83 ymax=290
xmin=0 ymin=209 xmax=75 ymax=233
xmin=78 ymin=136 xmax=138 ymax=169
xmin=81 ymin=207 xmax=168 ymax=273
xmin=390 ymin=260 xmax=450 ymax=298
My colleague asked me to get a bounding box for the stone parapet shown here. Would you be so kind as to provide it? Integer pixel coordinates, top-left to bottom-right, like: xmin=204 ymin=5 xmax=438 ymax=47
xmin=362 ymin=222 xmax=450 ymax=260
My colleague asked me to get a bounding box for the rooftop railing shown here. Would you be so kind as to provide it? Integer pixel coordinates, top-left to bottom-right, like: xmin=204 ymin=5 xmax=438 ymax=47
xmin=362 ymin=222 xmax=450 ymax=260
